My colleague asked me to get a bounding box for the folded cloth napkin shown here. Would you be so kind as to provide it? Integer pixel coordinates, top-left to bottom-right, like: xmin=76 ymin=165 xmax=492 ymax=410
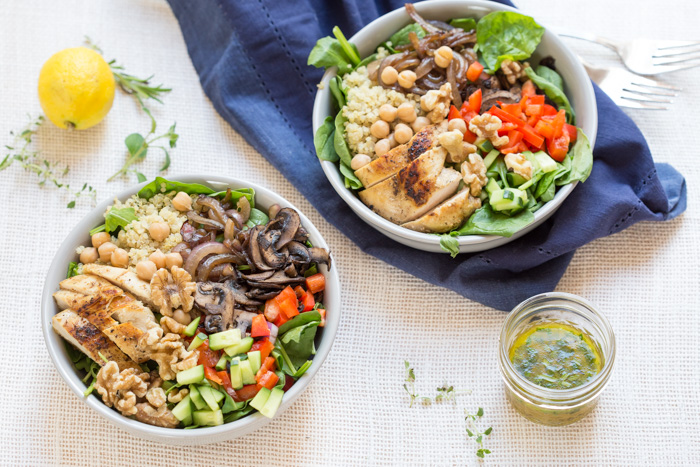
xmin=166 ymin=0 xmax=686 ymax=311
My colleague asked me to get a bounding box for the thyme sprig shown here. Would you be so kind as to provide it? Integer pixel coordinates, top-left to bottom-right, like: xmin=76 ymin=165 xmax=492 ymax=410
xmin=465 ymin=407 xmax=493 ymax=459
xmin=0 ymin=115 xmax=95 ymax=208
xmin=403 ymin=361 xmax=470 ymax=407
xmin=107 ymin=123 xmax=178 ymax=181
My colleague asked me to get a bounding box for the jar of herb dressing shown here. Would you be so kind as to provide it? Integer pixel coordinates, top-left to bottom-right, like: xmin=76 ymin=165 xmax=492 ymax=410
xmin=498 ymin=293 xmax=616 ymax=426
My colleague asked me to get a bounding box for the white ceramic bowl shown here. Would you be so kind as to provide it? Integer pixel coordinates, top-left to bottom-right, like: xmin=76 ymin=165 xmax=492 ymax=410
xmin=312 ymin=0 xmax=597 ymax=253
xmin=41 ymin=175 xmax=340 ymax=445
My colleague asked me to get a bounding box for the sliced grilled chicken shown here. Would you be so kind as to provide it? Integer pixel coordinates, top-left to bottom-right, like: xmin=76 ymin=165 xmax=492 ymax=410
xmin=82 ymin=264 xmax=153 ymax=306
xmin=355 ymin=121 xmax=448 ymax=188
xmin=53 ymin=310 xmax=140 ymax=371
xmin=108 ymin=296 xmax=157 ymax=332
xmin=359 ymin=146 xmax=461 ymax=224
xmin=59 ymin=274 xmax=124 ymax=300
xmin=402 ymin=189 xmax=481 ymax=233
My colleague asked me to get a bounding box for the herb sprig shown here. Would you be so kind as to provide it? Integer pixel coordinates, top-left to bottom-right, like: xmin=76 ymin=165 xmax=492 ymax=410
xmin=465 ymin=407 xmax=493 ymax=459
xmin=0 ymin=116 xmax=96 ymax=208
xmin=107 ymin=124 xmax=178 ymax=181
xmin=403 ymin=361 xmax=470 ymax=407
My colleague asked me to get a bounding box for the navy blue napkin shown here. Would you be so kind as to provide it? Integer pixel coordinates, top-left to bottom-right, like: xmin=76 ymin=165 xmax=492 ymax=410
xmin=166 ymin=0 xmax=686 ymax=311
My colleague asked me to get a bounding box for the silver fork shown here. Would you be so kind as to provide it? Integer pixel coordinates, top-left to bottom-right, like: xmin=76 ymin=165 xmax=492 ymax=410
xmin=561 ymin=32 xmax=700 ymax=75
xmin=580 ymin=57 xmax=680 ymax=110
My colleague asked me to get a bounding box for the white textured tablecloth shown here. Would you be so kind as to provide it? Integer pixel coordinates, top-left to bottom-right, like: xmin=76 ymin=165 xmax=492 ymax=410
xmin=1 ymin=0 xmax=698 ymax=465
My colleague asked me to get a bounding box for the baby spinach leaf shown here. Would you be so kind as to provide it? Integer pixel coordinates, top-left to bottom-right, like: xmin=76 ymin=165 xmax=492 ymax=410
xmin=334 ymin=111 xmax=352 ymax=167
xmin=456 ymin=204 xmax=534 ymax=237
xmin=308 ymin=27 xmax=360 ymax=76
xmin=339 ymin=162 xmax=363 ymax=190
xmin=246 ymin=208 xmax=269 ymax=227
xmin=209 ymin=187 xmax=256 ymax=207
xmin=476 ymin=11 xmax=544 ymax=71
xmin=525 ymin=67 xmax=575 ymax=124
xmin=329 ymin=76 xmax=346 ymax=109
xmin=556 ymin=129 xmax=593 ymax=185
xmin=314 ymin=117 xmax=339 ymax=162
xmin=439 ymin=233 xmax=460 ymax=258
xmin=105 ymin=207 xmax=138 ymax=233
xmin=223 ymin=405 xmax=255 ymax=423
xmin=449 ymin=18 xmax=477 ymax=32
xmin=389 ymin=23 xmax=425 ymax=47
xmin=137 ymin=177 xmax=215 ymax=198
xmin=536 ymin=65 xmax=563 ymax=91
xmin=278 ymin=310 xmax=321 ymax=335
xmin=279 ymin=321 xmax=320 ymax=369
xmin=356 ymin=52 xmax=378 ymax=69
xmin=534 ymin=169 xmax=557 ymax=200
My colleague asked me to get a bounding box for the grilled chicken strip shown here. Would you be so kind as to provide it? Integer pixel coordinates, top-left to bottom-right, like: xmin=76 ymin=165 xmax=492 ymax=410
xmin=358 ymin=146 xmax=461 ymax=224
xmin=402 ymin=189 xmax=482 ymax=233
xmin=354 ymin=121 xmax=448 ymax=188
xmin=82 ymin=264 xmax=153 ymax=306
xmin=53 ymin=310 xmax=140 ymax=371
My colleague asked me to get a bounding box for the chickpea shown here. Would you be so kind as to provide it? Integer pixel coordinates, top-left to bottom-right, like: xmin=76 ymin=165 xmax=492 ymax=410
xmin=111 ymin=248 xmax=129 ymax=268
xmin=136 ymin=260 xmax=157 ymax=281
xmin=171 ymin=192 xmax=192 ymax=212
xmin=374 ymin=138 xmax=391 ymax=157
xmin=80 ymin=247 xmax=98 ymax=264
xmin=370 ymin=120 xmax=390 ymax=139
xmin=165 ymin=252 xmax=183 ymax=270
xmin=448 ymin=118 xmax=467 ymax=134
xmin=397 ymin=70 xmax=417 ymax=89
xmin=396 ymin=103 xmax=417 ymax=123
xmin=378 ymin=104 xmax=397 ymax=122
xmin=149 ymin=249 xmax=166 ymax=269
xmin=149 ymin=221 xmax=170 ymax=242
xmin=98 ymin=242 xmax=117 ymax=262
xmin=91 ymin=232 xmax=111 ymax=249
xmin=351 ymin=153 xmax=372 ymax=171
xmin=434 ymin=46 xmax=454 ymax=68
xmin=411 ymin=116 xmax=431 ymax=133
xmin=388 ymin=133 xmax=398 ymax=148
xmin=394 ymin=123 xmax=413 ymax=144
xmin=380 ymin=65 xmax=398 ymax=85
xmin=173 ymin=309 xmax=192 ymax=325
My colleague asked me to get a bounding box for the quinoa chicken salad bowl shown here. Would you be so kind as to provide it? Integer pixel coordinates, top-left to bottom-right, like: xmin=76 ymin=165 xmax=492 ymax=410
xmin=310 ymin=0 xmax=597 ymax=254
xmin=41 ymin=176 xmax=340 ymax=445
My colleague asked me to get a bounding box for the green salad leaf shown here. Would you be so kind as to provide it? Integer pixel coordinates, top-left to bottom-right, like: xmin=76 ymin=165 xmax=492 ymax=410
xmin=329 ymin=76 xmax=346 ymax=109
xmin=556 ymin=129 xmax=593 ymax=185
xmin=273 ymin=311 xmax=322 ymax=377
xmin=138 ymin=177 xmax=215 ymax=198
xmin=278 ymin=310 xmax=322 ymax=335
xmin=246 ymin=208 xmax=269 ymax=227
xmin=307 ymin=27 xmax=360 ymax=76
xmin=339 ymin=162 xmax=363 ymax=190
xmin=457 ymin=205 xmax=534 ymax=237
xmin=525 ymin=67 xmax=575 ymax=123
xmin=449 ymin=18 xmax=477 ymax=32
xmin=334 ymin=111 xmax=352 ymax=167
xmin=314 ymin=116 xmax=339 ymax=162
xmin=476 ymin=11 xmax=544 ymax=72
xmin=535 ymin=65 xmax=564 ymax=91
xmin=439 ymin=233 xmax=460 ymax=258
xmin=104 ymin=207 xmax=138 ymax=233
xmin=389 ymin=23 xmax=425 ymax=47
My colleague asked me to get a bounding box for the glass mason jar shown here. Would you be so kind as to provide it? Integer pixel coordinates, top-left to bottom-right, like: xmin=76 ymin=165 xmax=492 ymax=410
xmin=498 ymin=292 xmax=616 ymax=426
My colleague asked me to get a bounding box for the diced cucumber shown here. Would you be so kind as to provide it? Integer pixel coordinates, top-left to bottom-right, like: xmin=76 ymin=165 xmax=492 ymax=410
xmin=211 ymin=387 xmax=225 ymax=404
xmin=224 ymin=336 xmax=254 ymax=356
xmin=187 ymin=333 xmax=207 ymax=351
xmin=181 ymin=412 xmax=193 ymax=426
xmin=229 ymin=358 xmax=243 ymax=390
xmin=490 ymin=188 xmax=528 ymax=211
xmin=193 ymin=410 xmax=224 ymax=427
xmin=534 ymin=151 xmax=557 ymax=173
xmin=247 ymin=351 xmax=261 ymax=374
xmin=485 ymin=178 xmax=500 ymax=196
xmin=507 ymin=172 xmax=528 ymax=187
xmin=482 ymin=149 xmax=500 ymax=171
xmin=176 ymin=365 xmax=204 ymax=385
xmin=215 ymin=354 xmax=229 ymax=371
xmin=249 ymin=387 xmax=271 ymax=412
xmin=476 ymin=139 xmax=494 ymax=153
xmin=209 ymin=329 xmax=241 ymax=350
xmin=260 ymin=387 xmax=285 ymax=418
xmin=198 ymin=385 xmax=220 ymax=412
xmin=183 ymin=316 xmax=200 ymax=337
xmin=188 ymin=384 xmax=207 ymax=410
xmin=171 ymin=394 xmax=193 ymax=422
xmin=239 ymin=359 xmax=256 ymax=386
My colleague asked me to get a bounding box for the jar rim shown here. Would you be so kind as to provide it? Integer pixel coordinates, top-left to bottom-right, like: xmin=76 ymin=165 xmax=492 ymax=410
xmin=499 ymin=292 xmax=616 ymax=404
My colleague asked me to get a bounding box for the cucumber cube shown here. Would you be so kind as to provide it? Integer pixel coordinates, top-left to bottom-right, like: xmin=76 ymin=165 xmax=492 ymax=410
xmin=209 ymin=329 xmax=242 ymax=350
xmin=534 ymin=151 xmax=558 ymax=173
xmin=211 ymin=388 xmax=225 ymax=404
xmin=188 ymin=384 xmax=207 ymax=410
xmin=247 ymin=351 xmax=261 ymax=374
xmin=215 ymin=354 xmax=230 ymax=371
xmin=197 ymin=385 xmax=220 ymax=412
xmin=249 ymin=387 xmax=271 ymax=412
xmin=260 ymin=387 xmax=285 ymax=418
xmin=176 ymin=365 xmax=204 ymax=385
xmin=229 ymin=359 xmax=243 ymax=390
xmin=193 ymin=410 xmax=224 ymax=427
xmin=239 ymin=359 xmax=256 ymax=386
xmin=490 ymin=188 xmax=528 ymax=212
xmin=224 ymin=337 xmax=254 ymax=356
xmin=183 ymin=316 xmax=201 ymax=337
xmin=171 ymin=395 xmax=192 ymax=422
xmin=187 ymin=333 xmax=207 ymax=351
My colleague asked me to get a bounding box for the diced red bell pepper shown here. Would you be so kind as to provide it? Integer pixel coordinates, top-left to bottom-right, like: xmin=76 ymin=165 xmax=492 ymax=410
xmin=264 ymin=298 xmax=282 ymax=323
xmin=251 ymin=338 xmax=275 ymax=362
xmin=497 ymin=122 xmax=518 ymax=136
xmin=293 ymin=285 xmax=306 ymax=298
xmin=463 ymin=129 xmax=477 ymax=143
xmin=525 ymin=104 xmax=543 ymax=117
xmin=278 ymin=296 xmax=299 ymax=320
xmin=527 ymin=94 xmax=545 ymax=106
xmin=205 ymin=365 xmax=223 ymax=385
xmin=198 ymin=341 xmax=221 ymax=368
xmin=236 ymin=384 xmax=261 ymax=401
xmin=488 ymin=105 xmax=524 ymax=127
xmin=217 ymin=371 xmax=233 ymax=392
xmin=526 ymin=114 xmax=540 ymax=128
xmin=276 ymin=285 xmax=298 ymax=306
xmin=521 ymin=80 xmax=536 ymax=99
xmin=257 ymin=371 xmax=280 ymax=390
xmin=551 ymin=109 xmax=567 ymax=139
xmin=501 ymin=103 xmax=524 ymax=120
xmin=520 ymin=124 xmax=545 ymax=148
xmin=251 ymin=314 xmax=270 ymax=338
xmin=255 ymin=356 xmax=277 ymax=381
xmin=517 ymin=141 xmax=529 ymax=152
xmin=547 ymin=131 xmax=571 ymax=161
xmin=466 ymin=61 xmax=484 ymax=82
xmin=301 ymin=291 xmax=315 ymax=312
xmin=461 ymin=110 xmax=478 ymax=123
xmin=535 ymin=118 xmax=556 ymax=140
xmin=467 ymin=88 xmax=482 ymax=113
xmin=448 ymin=105 xmax=461 ymax=121
xmin=543 ymin=104 xmax=558 ymax=116
xmin=564 ymin=123 xmax=578 ymax=142
xmin=305 ymin=273 xmax=326 ymax=294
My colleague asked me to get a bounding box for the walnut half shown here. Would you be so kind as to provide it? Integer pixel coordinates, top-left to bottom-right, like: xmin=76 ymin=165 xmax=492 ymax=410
xmin=150 ymin=266 xmax=196 ymax=317
xmin=469 ymin=114 xmax=509 ymax=148
xmin=139 ymin=330 xmax=199 ymax=381
xmin=94 ymin=361 xmax=150 ymax=416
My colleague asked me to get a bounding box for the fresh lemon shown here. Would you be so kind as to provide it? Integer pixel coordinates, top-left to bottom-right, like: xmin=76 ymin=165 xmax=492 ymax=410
xmin=38 ymin=47 xmax=116 ymax=130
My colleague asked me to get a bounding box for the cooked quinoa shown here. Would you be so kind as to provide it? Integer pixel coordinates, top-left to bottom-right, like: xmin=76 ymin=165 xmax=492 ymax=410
xmin=342 ymin=64 xmax=423 ymax=158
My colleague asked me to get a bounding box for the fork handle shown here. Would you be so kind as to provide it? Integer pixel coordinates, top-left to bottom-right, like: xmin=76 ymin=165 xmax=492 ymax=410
xmin=557 ymin=31 xmax=622 ymax=53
